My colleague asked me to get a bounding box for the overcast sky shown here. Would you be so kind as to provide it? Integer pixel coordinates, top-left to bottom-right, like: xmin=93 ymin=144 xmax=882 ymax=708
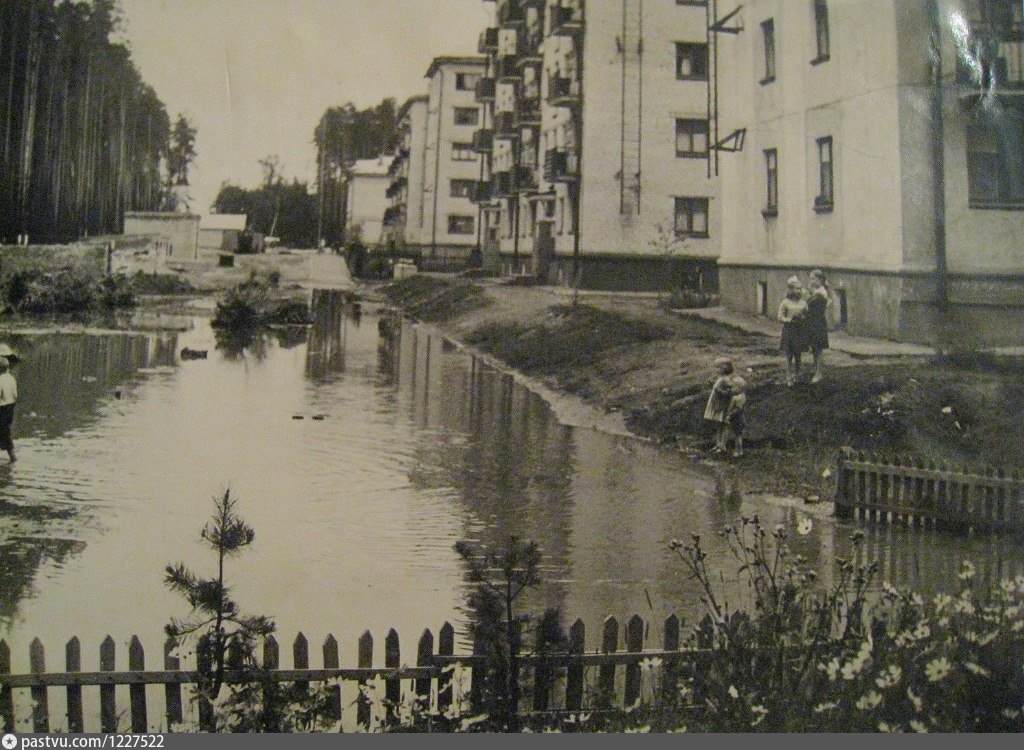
xmin=118 ymin=0 xmax=492 ymax=215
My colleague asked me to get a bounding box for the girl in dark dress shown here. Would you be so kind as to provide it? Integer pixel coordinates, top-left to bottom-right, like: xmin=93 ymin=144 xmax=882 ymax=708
xmin=806 ymin=270 xmax=830 ymax=383
xmin=777 ymin=277 xmax=807 ymax=386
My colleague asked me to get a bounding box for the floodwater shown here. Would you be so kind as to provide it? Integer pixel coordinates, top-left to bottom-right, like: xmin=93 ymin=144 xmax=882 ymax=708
xmin=1 ymin=292 xmax=1023 ymax=674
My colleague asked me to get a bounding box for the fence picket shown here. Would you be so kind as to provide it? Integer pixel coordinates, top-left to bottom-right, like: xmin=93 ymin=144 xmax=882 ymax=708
xmin=322 ymin=635 xmax=341 ymax=724
xmin=624 ymin=615 xmax=644 ymax=708
xmin=128 ymin=636 xmax=147 ymax=732
xmin=0 ymin=640 xmax=12 ymax=733
xmin=661 ymin=614 xmax=680 ymax=706
xmin=437 ymin=623 xmax=454 ymax=715
xmin=30 ymin=639 xmax=48 ymax=733
xmin=258 ymin=636 xmax=280 ymax=731
xmin=356 ymin=631 xmax=372 ymax=729
xmin=565 ymin=619 xmax=585 ymax=713
xmin=100 ymin=636 xmax=116 ymax=733
xmin=293 ymin=633 xmax=309 ymax=694
xmin=598 ymin=617 xmax=618 ymax=705
xmin=532 ymin=626 xmax=550 ymax=712
xmin=66 ymin=637 xmax=83 ymax=733
xmin=385 ymin=629 xmax=400 ymax=721
xmin=163 ymin=639 xmax=183 ymax=730
xmin=415 ymin=630 xmax=433 ymax=706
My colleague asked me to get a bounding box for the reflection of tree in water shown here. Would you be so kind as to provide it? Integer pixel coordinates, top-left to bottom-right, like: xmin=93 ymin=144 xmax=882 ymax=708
xmin=0 ymin=537 xmax=87 ymax=626
xmin=305 ymin=290 xmax=350 ymax=382
xmin=269 ymin=325 xmax=308 ymax=350
xmin=214 ymin=325 xmax=269 ymax=361
xmin=376 ymin=314 xmax=400 ymax=385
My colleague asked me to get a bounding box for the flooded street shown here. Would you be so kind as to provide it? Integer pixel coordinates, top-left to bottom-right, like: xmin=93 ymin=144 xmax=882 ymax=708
xmin=2 ymin=295 xmax=1023 ymax=672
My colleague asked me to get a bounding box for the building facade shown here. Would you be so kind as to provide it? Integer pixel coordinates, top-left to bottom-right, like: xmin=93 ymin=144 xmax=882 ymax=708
xmin=386 ymin=57 xmax=486 ymax=271
xmin=472 ymin=0 xmax=721 ymax=291
xmin=716 ymin=0 xmax=1024 ymax=346
xmin=344 ymin=156 xmax=393 ymax=247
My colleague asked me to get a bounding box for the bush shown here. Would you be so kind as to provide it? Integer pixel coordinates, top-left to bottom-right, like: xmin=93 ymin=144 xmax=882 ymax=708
xmin=129 ymin=271 xmax=195 ymax=295
xmin=212 ymin=269 xmax=308 ymax=331
xmin=668 ymin=518 xmax=1024 ymax=732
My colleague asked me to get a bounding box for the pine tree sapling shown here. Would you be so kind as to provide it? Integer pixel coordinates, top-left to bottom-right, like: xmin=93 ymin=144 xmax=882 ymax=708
xmin=165 ymin=490 xmax=274 ymax=702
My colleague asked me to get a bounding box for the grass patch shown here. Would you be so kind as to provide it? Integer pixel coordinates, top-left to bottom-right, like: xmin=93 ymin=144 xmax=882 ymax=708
xmin=464 ymin=304 xmax=672 ymax=375
xmin=381 ymin=276 xmax=489 ymax=322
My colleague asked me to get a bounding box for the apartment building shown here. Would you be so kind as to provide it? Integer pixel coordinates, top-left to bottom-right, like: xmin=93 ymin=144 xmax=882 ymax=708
xmin=344 ymin=156 xmax=393 ymax=246
xmin=716 ymin=0 xmax=1024 ymax=346
xmin=472 ymin=0 xmax=721 ymax=291
xmin=383 ymin=95 xmax=428 ymax=254
xmin=385 ymin=57 xmax=486 ymax=271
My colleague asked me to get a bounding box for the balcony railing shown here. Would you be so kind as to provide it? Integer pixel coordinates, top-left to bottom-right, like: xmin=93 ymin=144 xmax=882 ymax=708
xmin=544 ymin=148 xmax=578 ymax=182
xmin=548 ymin=75 xmax=581 ymax=105
xmin=516 ymin=100 xmax=541 ymax=126
xmin=492 ymin=171 xmax=514 ymax=198
xmin=495 ymin=55 xmax=519 ymax=82
xmin=494 ymin=111 xmax=518 ymax=139
xmin=475 ymin=77 xmax=496 ymax=103
xmin=478 ymin=26 xmax=499 ymax=54
xmin=384 ymin=176 xmax=407 ymax=199
xmin=472 ymin=129 xmax=494 ymax=153
xmin=955 ymin=22 xmax=1024 ymax=92
xmin=550 ymin=3 xmax=584 ymax=36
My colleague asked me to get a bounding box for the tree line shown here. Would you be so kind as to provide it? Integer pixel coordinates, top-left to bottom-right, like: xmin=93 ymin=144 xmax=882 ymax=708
xmin=0 ymin=0 xmax=192 ymax=244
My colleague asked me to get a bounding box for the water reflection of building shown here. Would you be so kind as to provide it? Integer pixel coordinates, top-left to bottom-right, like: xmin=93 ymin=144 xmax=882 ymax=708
xmin=305 ymin=290 xmax=351 ymax=382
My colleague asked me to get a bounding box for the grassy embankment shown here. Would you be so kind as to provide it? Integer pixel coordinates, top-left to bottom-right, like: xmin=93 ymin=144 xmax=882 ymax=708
xmin=380 ymin=276 xmax=1024 ymax=500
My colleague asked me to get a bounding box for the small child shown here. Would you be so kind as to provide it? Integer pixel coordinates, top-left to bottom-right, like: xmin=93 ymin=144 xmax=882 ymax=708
xmin=724 ymin=375 xmax=747 ymax=458
xmin=0 ymin=356 xmax=17 ymax=463
xmin=704 ymin=358 xmax=735 ymax=453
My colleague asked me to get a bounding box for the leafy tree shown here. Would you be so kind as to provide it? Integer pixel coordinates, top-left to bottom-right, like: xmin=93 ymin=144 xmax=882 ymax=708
xmin=167 ymin=114 xmax=197 ymax=186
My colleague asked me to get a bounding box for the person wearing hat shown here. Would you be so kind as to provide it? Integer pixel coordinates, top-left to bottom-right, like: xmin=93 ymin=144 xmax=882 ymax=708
xmin=778 ymin=276 xmax=808 ymax=386
xmin=0 ymin=356 xmax=17 ymax=462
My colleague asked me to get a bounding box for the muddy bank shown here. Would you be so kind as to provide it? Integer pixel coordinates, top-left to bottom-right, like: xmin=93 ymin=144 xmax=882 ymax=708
xmin=378 ymin=276 xmax=1024 ymax=501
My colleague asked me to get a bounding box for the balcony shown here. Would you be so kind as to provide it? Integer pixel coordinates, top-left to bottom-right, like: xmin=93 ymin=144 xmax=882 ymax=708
xmin=550 ymin=3 xmax=584 ymax=36
xmin=548 ymin=75 xmax=581 ymax=106
xmin=495 ymin=54 xmax=519 ymax=82
xmin=955 ymin=22 xmax=1024 ymax=94
xmin=472 ymin=129 xmax=494 ymax=153
xmin=544 ymin=148 xmax=578 ymax=182
xmin=478 ymin=26 xmax=499 ymax=54
xmin=475 ymin=77 xmax=496 ymax=103
xmin=516 ymin=100 xmax=541 ymax=126
xmin=387 ymin=156 xmax=404 ymax=177
xmin=382 ymin=206 xmax=404 ymax=227
xmin=514 ymin=165 xmax=537 ymax=192
xmin=471 ymin=180 xmax=494 ymax=204
xmin=492 ymin=170 xmax=514 ymax=198
xmin=516 ymin=31 xmax=543 ymax=67
xmin=498 ymin=1 xmax=525 ymax=28
xmin=494 ymin=111 xmax=518 ymax=139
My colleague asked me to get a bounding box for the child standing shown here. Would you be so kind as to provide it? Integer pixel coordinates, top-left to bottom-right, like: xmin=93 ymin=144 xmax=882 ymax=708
xmin=724 ymin=375 xmax=747 ymax=458
xmin=0 ymin=356 xmax=17 ymax=462
xmin=704 ymin=358 xmax=735 ymax=453
xmin=778 ymin=276 xmax=808 ymax=386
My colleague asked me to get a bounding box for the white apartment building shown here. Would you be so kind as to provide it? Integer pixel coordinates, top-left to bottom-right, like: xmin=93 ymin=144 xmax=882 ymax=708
xmin=474 ymin=0 xmax=721 ymax=291
xmin=716 ymin=0 xmax=1024 ymax=346
xmin=393 ymin=56 xmax=486 ymax=271
xmin=384 ymin=95 xmax=429 ymax=254
xmin=344 ymin=156 xmax=393 ymax=247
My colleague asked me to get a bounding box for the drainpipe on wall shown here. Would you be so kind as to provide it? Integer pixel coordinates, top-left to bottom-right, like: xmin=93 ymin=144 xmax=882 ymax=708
xmin=928 ymin=0 xmax=949 ymax=350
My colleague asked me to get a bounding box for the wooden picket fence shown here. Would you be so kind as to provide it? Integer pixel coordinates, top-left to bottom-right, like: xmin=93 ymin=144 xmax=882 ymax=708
xmin=0 ymin=614 xmax=699 ymax=733
xmin=835 ymin=448 xmax=1024 ymax=532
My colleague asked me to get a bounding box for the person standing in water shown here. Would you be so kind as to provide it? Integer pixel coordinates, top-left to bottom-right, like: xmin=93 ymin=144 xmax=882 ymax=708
xmin=0 ymin=357 xmax=17 ymax=462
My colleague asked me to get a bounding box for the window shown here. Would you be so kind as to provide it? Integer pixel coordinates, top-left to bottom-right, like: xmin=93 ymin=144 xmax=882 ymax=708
xmin=812 ymin=0 xmax=830 ymax=64
xmin=675 ymin=43 xmax=709 ymax=81
xmin=456 ymin=73 xmax=482 ymax=91
xmin=815 ymin=136 xmax=834 ymax=211
xmin=448 ymin=215 xmax=475 ymax=234
xmin=761 ymin=19 xmax=776 ymax=83
xmin=451 ymin=142 xmax=476 ymax=161
xmin=966 ymin=102 xmax=1024 ymax=208
xmin=764 ymin=149 xmax=778 ymax=215
xmin=675 ymin=119 xmax=709 ymax=157
xmin=673 ymin=197 xmax=710 ymax=237
xmin=450 ymin=179 xmax=476 ymax=198
xmin=453 ymin=107 xmax=479 ymax=126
